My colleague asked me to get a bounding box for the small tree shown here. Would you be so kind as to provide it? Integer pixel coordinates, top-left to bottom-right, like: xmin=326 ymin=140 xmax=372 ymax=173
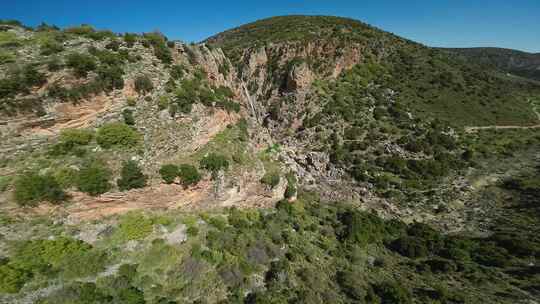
xmin=159 ymin=164 xmax=179 ymax=184
xmin=13 ymin=172 xmax=67 ymax=206
xmin=77 ymin=161 xmax=112 ymax=196
xmin=134 ymin=75 xmax=154 ymax=94
xmin=117 ymin=161 xmax=147 ymax=191
xmin=97 ymin=65 xmax=125 ymax=91
xmin=66 ymin=53 xmax=97 ymax=78
xmin=178 ymin=164 xmax=201 ymax=188
xmin=200 ymin=153 xmax=229 ymax=179
xmin=260 ymin=171 xmax=280 ymax=189
xmin=122 ymin=109 xmax=135 ymax=125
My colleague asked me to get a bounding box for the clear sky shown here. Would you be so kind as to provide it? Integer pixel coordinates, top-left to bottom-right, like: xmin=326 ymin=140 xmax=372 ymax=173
xmin=2 ymin=0 xmax=539 ymax=52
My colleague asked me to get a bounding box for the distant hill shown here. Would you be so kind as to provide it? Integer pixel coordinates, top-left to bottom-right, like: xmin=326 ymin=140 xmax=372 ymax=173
xmin=444 ymin=47 xmax=540 ymax=81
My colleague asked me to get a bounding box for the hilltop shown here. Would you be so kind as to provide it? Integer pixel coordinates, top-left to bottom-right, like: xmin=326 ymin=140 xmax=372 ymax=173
xmin=0 ymin=16 xmax=539 ymax=304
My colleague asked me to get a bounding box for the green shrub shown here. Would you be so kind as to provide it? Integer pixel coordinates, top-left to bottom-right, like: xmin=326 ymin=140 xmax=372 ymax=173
xmin=118 ymin=212 xmax=153 ymax=240
xmin=76 ymin=161 xmax=112 ymax=196
xmin=123 ymin=33 xmax=138 ymax=47
xmin=158 ymin=95 xmax=169 ymax=110
xmin=200 ymin=153 xmax=229 ymax=176
xmin=159 ymin=164 xmax=179 ymax=184
xmin=117 ymin=160 xmax=147 ymax=191
xmin=53 ymin=167 xmax=79 ymax=189
xmin=66 ymin=52 xmax=97 ymax=78
xmin=0 ymin=65 xmax=47 ymax=99
xmin=105 ymin=40 xmax=120 ymax=51
xmin=126 ymin=97 xmax=137 ymax=107
xmin=178 ymin=164 xmax=201 ymax=188
xmin=38 ymin=282 xmax=110 ymax=304
xmin=284 ymin=173 xmax=297 ymax=199
xmin=0 ymin=264 xmax=30 ymax=293
xmin=13 ymin=172 xmax=67 ymax=206
xmin=339 ymin=210 xmax=387 ymax=246
xmin=218 ymin=61 xmax=231 ymax=77
xmin=10 ymin=237 xmax=92 ymax=274
xmin=373 ymin=281 xmax=412 ymax=304
xmin=96 ymin=64 xmax=125 ymax=91
xmin=337 ymin=270 xmax=379 ymax=302
xmin=96 ymin=123 xmax=140 ymax=149
xmin=0 ymin=176 xmax=12 ymax=192
xmin=60 ymin=249 xmax=108 ymax=279
xmin=170 ymin=64 xmax=185 ymax=80
xmin=47 ymin=57 xmax=62 ymax=71
xmin=134 ymin=75 xmax=154 ymax=94
xmin=40 ymin=40 xmax=64 ymax=56
xmin=261 ymin=171 xmax=280 ymax=189
xmin=143 ymin=32 xmax=173 ymax=64
xmin=0 ymin=51 xmax=15 ymax=65
xmin=122 ymin=109 xmax=135 ymax=125
xmin=90 ymin=48 xmax=125 ymax=66
xmin=61 ymin=128 xmax=94 ymax=144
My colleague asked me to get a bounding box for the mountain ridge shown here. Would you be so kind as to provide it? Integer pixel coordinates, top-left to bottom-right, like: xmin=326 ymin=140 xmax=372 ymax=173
xmin=0 ymin=15 xmax=539 ymax=303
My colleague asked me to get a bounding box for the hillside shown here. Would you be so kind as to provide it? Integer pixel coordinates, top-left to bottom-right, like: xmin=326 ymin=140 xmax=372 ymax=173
xmin=0 ymin=16 xmax=539 ymax=304
xmin=444 ymin=47 xmax=540 ymax=81
xmin=207 ymin=16 xmax=539 ymax=127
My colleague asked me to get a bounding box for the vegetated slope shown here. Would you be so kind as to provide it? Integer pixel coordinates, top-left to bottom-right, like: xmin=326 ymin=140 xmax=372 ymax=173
xmin=207 ymin=15 xmax=540 ymax=127
xmin=1 ymin=16 xmax=540 ymax=304
xmin=444 ymin=47 xmax=540 ymax=81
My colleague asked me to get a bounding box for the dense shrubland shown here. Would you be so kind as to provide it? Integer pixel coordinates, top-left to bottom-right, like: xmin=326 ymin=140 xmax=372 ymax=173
xmin=4 ymin=181 xmax=536 ymax=302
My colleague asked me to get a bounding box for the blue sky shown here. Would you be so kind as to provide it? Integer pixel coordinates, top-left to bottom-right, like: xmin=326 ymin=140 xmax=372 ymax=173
xmin=2 ymin=0 xmax=539 ymax=52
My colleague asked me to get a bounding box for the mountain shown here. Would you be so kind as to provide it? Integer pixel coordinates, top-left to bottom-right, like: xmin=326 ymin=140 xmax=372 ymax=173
xmin=444 ymin=47 xmax=540 ymax=81
xmin=0 ymin=16 xmax=540 ymax=303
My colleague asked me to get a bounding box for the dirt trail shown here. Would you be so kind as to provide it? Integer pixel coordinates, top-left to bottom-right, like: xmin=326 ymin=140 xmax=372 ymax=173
xmin=465 ymin=98 xmax=540 ymax=133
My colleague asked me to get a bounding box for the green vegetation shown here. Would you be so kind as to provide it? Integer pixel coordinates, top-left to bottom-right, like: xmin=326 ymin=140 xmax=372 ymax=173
xmin=64 ymin=24 xmax=116 ymax=41
xmin=66 ymin=52 xmax=97 ymax=78
xmin=76 ymin=160 xmax=112 ymax=196
xmin=96 ymin=123 xmax=140 ymax=149
xmin=177 ymin=164 xmax=202 ymax=188
xmin=0 ymin=176 xmax=12 ymax=193
xmin=260 ymin=170 xmax=281 ymax=188
xmin=207 ymin=16 xmax=383 ymax=63
xmin=134 ymin=75 xmax=153 ymax=94
xmin=0 ymin=64 xmax=47 ymax=99
xmin=3 ymin=171 xmax=540 ymax=303
xmin=117 ymin=160 xmax=147 ymax=191
xmin=52 ymin=167 xmax=79 ymax=189
xmin=40 ymin=40 xmax=64 ymax=56
xmin=168 ymin=77 xmax=240 ymax=115
xmin=2 ymin=16 xmax=540 ymax=304
xmin=122 ymin=109 xmax=135 ymax=125
xmin=143 ymin=32 xmax=172 ymax=64
xmin=123 ymin=33 xmax=138 ymax=47
xmin=117 ymin=212 xmax=154 ymax=241
xmin=284 ymin=173 xmax=297 ymax=199
xmin=13 ymin=172 xmax=67 ymax=206
xmin=170 ymin=64 xmax=185 ymax=80
xmin=49 ymin=128 xmax=94 ymax=156
xmin=200 ymin=153 xmax=229 ymax=177
xmin=0 ymin=237 xmax=105 ymax=294
xmin=159 ymin=164 xmax=179 ymax=184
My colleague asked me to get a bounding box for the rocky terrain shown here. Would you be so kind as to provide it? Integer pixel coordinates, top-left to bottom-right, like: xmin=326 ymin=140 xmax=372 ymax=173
xmin=0 ymin=16 xmax=539 ymax=304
